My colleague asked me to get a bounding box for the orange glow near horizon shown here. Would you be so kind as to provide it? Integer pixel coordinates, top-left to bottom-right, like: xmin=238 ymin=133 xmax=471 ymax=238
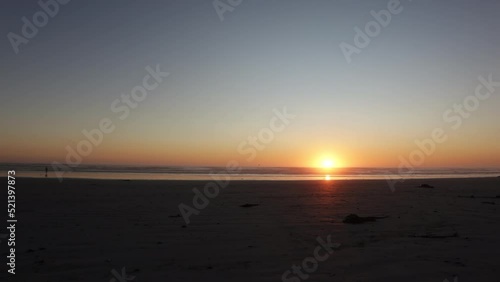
xmin=2 ymin=137 xmax=500 ymax=168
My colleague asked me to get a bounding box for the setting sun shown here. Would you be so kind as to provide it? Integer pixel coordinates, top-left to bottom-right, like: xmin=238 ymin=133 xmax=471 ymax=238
xmin=322 ymin=159 xmax=335 ymax=169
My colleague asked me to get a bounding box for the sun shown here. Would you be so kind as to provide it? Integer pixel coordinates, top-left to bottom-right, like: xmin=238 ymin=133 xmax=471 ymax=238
xmin=313 ymin=155 xmax=342 ymax=170
xmin=322 ymin=159 xmax=335 ymax=169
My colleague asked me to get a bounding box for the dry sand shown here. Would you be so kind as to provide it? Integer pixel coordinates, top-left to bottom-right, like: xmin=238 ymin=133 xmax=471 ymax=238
xmin=1 ymin=177 xmax=499 ymax=281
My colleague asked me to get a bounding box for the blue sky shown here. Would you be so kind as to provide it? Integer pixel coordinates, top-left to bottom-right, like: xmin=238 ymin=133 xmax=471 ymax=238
xmin=1 ymin=0 xmax=499 ymax=167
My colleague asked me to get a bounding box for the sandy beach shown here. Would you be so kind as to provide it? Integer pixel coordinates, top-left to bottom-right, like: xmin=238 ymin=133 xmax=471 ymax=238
xmin=1 ymin=177 xmax=498 ymax=281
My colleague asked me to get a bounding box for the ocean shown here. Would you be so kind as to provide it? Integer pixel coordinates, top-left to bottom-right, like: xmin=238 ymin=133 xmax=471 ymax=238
xmin=1 ymin=163 xmax=499 ymax=181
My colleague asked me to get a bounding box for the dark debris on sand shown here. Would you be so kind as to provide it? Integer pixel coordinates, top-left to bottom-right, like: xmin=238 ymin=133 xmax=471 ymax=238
xmin=240 ymin=204 xmax=259 ymax=208
xmin=410 ymin=232 xmax=459 ymax=239
xmin=419 ymin=184 xmax=434 ymax=188
xmin=459 ymin=195 xmax=499 ymax=199
xmin=482 ymin=201 xmax=495 ymax=205
xmin=342 ymin=214 xmax=388 ymax=224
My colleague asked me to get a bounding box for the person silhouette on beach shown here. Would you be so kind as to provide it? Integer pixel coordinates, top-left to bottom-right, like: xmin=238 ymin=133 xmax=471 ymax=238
xmin=45 ymin=166 xmax=48 ymax=178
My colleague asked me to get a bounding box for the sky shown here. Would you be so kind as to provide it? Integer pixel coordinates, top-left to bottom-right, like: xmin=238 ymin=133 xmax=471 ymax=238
xmin=1 ymin=0 xmax=499 ymax=168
